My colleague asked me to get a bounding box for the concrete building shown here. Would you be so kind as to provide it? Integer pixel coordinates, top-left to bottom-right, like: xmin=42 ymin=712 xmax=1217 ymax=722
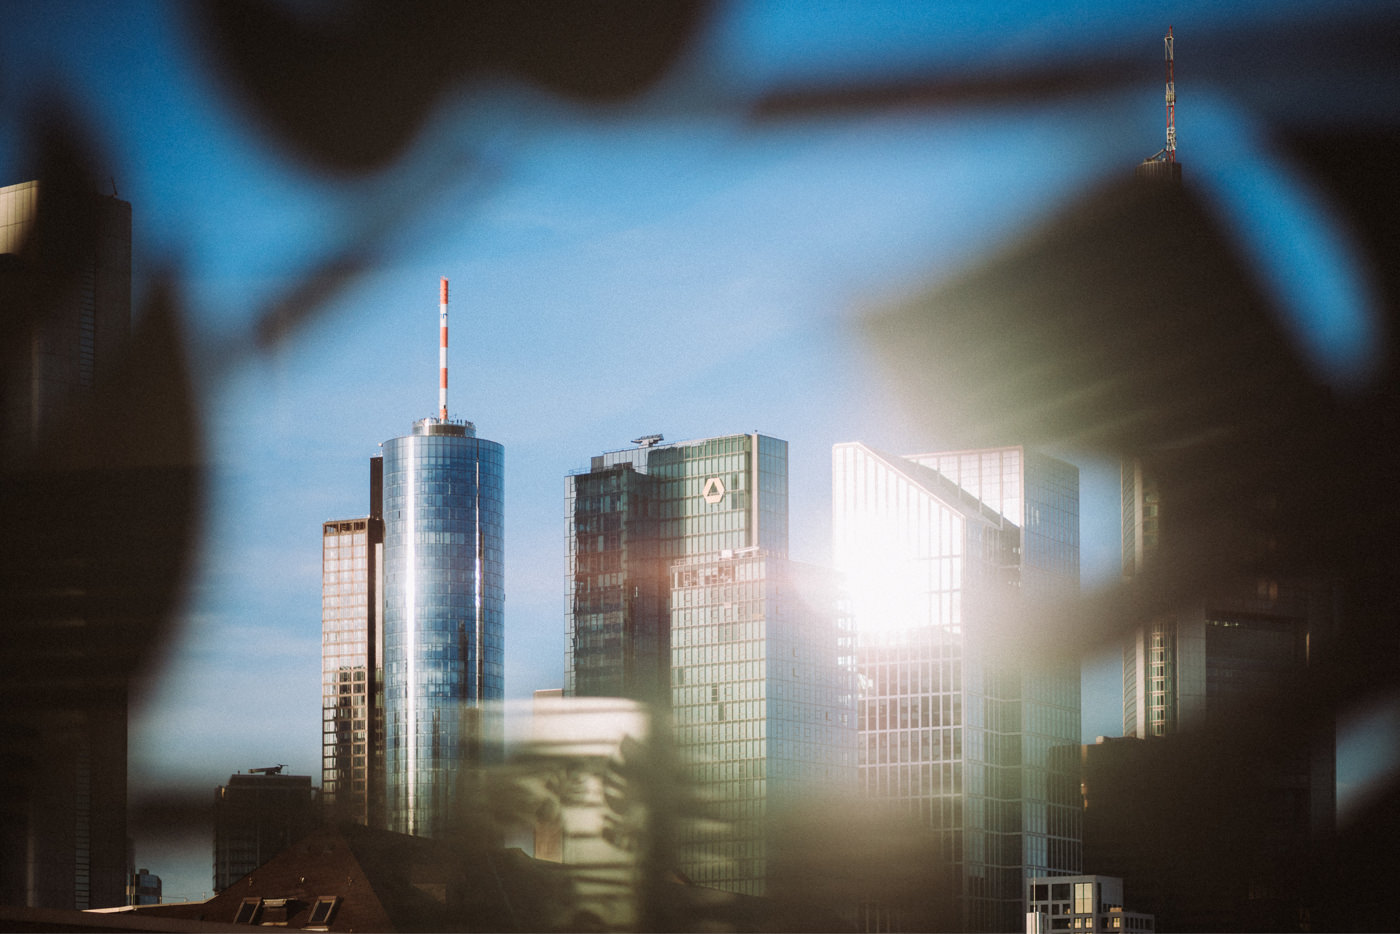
xmin=1025 ymin=874 xmax=1155 ymax=933
xmin=212 ymin=769 xmax=318 ymax=894
xmin=127 ymin=868 xmax=161 ymax=906
xmin=833 ymin=443 xmax=1081 ymax=932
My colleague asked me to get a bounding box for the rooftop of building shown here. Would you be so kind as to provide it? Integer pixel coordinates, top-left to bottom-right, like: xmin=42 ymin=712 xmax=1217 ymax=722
xmin=840 ymin=441 xmax=1016 ymax=530
xmin=103 ymin=821 xmax=851 ymax=933
xmin=123 ymin=822 xmax=566 ymax=932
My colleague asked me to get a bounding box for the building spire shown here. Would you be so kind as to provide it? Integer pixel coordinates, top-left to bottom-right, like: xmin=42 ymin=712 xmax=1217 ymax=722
xmin=1164 ymin=25 xmax=1176 ymax=162
xmin=438 ymin=277 xmax=449 ymax=421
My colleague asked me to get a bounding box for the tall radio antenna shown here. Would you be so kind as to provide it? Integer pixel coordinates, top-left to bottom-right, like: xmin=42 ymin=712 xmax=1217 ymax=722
xmin=1164 ymin=25 xmax=1176 ymax=162
xmin=438 ymin=277 xmax=449 ymax=421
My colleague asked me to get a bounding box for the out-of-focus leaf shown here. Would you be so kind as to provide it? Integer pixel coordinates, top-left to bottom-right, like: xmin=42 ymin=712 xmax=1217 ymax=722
xmin=0 ymin=276 xmax=202 ymax=701
xmin=0 ymin=105 xmax=110 ymax=384
xmin=864 ymin=178 xmax=1319 ymax=454
xmin=190 ymin=0 xmax=711 ymax=174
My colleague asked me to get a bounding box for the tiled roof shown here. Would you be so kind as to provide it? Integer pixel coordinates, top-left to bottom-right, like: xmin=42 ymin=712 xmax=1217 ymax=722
xmin=129 ymin=822 xmax=567 ymax=933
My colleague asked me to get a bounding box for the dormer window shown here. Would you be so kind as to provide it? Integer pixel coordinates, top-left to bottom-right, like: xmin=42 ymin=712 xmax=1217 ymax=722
xmin=233 ymin=898 xmax=262 ymax=924
xmin=260 ymin=897 xmax=291 ymax=925
xmin=306 ymin=895 xmax=341 ymax=928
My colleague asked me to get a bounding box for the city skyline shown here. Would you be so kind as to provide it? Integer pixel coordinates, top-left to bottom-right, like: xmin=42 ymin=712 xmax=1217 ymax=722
xmin=3 ymin=0 xmax=1391 ymax=910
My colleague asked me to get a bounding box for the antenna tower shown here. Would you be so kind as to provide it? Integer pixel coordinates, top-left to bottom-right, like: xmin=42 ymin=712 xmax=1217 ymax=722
xmin=1164 ymin=25 xmax=1176 ymax=162
xmin=438 ymin=277 xmax=449 ymax=421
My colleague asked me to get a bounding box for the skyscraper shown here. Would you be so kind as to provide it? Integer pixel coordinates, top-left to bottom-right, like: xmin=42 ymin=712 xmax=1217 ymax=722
xmin=1 ymin=179 xmax=132 ymax=453
xmin=1105 ymin=455 xmax=1337 ymax=930
xmin=0 ymin=179 xmax=135 ymax=911
xmin=567 ymin=433 xmax=854 ymax=897
xmin=212 ymin=769 xmax=318 ymax=893
xmin=381 ymin=416 xmax=504 ymax=837
xmin=833 ymin=443 xmax=1081 ymax=932
xmin=1120 ymin=457 xmax=1334 ymax=746
xmin=320 ymin=455 xmax=385 ymax=827
xmin=670 ymin=549 xmax=856 ymax=895
xmin=565 ymin=432 xmax=788 ymax=704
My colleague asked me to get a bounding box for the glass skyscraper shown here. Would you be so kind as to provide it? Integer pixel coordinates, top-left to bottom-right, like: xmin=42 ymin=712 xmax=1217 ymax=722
xmin=565 ymin=432 xmax=788 ymax=704
xmin=381 ymin=417 xmax=504 ymax=838
xmin=566 ymin=433 xmax=855 ymax=896
xmin=833 ymin=443 xmax=1081 ymax=932
xmin=320 ymin=474 xmax=385 ymax=828
xmin=670 ymin=550 xmax=856 ymax=895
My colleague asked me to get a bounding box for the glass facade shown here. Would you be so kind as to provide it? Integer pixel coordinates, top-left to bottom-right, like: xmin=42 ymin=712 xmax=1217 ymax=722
xmin=834 ymin=443 xmax=1082 ymax=933
xmin=670 ymin=551 xmax=857 ymax=895
xmin=382 ymin=419 xmax=504 ymax=837
xmin=566 ymin=433 xmax=857 ymax=896
xmin=565 ymin=433 xmax=788 ymax=702
xmin=320 ymin=514 xmax=383 ymax=826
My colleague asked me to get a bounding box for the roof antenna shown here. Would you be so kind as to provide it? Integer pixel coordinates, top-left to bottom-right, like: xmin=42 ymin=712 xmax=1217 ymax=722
xmin=438 ymin=277 xmax=449 ymax=422
xmin=1164 ymin=25 xmax=1176 ymax=162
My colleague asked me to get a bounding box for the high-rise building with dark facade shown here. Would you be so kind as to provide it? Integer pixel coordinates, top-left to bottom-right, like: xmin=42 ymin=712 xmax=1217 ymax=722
xmin=670 ymin=549 xmax=856 ymax=894
xmin=0 ymin=179 xmax=131 ymax=452
xmin=1100 ymin=456 xmax=1337 ymax=931
xmin=381 ymin=417 xmax=504 ymax=838
xmin=565 ymin=433 xmax=788 ymax=705
xmin=833 ymin=443 xmax=1081 ymax=933
xmin=212 ymin=769 xmax=318 ymax=893
xmin=1120 ymin=457 xmax=1336 ymax=749
xmin=320 ymin=454 xmax=385 ymax=827
xmin=0 ymin=179 xmax=135 ymax=911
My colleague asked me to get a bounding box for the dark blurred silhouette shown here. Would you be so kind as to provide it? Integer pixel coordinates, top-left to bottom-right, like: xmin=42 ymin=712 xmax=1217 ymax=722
xmin=853 ymin=98 xmax=1399 ymax=934
xmin=0 ymin=111 xmax=200 ymax=910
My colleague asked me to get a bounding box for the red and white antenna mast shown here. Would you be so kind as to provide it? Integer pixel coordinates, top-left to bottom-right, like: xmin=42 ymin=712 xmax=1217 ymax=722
xmin=1164 ymin=25 xmax=1176 ymax=162
xmin=438 ymin=277 xmax=449 ymax=421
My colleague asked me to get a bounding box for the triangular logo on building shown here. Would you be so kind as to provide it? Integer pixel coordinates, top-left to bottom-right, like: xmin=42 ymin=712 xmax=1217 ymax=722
xmin=702 ymin=477 xmax=725 ymax=504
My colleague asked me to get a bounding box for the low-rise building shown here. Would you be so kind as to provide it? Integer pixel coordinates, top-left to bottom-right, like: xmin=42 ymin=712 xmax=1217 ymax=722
xmin=1025 ymin=875 xmax=1155 ymax=933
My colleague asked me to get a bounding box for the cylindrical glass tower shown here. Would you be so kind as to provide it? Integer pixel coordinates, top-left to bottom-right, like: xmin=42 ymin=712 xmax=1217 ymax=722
xmin=381 ymin=418 xmax=504 ymax=837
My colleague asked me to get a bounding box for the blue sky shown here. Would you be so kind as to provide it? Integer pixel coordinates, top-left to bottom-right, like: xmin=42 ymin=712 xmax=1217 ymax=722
xmin=3 ymin=0 xmax=1386 ymax=903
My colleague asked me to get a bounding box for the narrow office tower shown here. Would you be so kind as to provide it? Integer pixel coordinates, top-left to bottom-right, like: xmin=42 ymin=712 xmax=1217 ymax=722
xmin=320 ymin=456 xmax=385 ymax=827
